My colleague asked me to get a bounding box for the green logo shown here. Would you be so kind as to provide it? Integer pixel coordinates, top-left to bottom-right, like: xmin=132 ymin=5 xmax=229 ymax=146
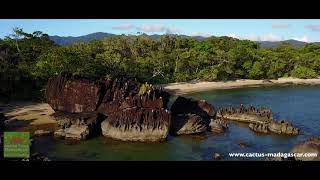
xmin=4 ymin=132 xmax=30 ymax=158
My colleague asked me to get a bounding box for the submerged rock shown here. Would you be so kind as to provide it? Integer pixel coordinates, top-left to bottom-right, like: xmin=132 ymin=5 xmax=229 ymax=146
xmin=209 ymin=118 xmax=228 ymax=133
xmin=101 ymin=107 xmax=170 ymax=142
xmin=236 ymin=141 xmax=250 ymax=148
xmin=170 ymin=114 xmax=207 ymax=135
xmin=171 ymin=96 xmax=216 ymax=119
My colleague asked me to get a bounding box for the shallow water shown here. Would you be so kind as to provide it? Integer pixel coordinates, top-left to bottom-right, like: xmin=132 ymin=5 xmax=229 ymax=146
xmin=34 ymin=85 xmax=320 ymax=161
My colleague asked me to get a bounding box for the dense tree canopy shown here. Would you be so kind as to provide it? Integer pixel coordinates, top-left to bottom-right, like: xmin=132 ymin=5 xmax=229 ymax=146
xmin=1 ymin=28 xmax=320 ymax=101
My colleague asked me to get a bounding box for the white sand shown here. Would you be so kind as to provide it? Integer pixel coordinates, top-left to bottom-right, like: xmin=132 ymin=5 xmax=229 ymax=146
xmin=158 ymin=77 xmax=320 ymax=95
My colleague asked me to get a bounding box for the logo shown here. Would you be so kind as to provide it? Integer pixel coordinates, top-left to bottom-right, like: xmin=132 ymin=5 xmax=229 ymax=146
xmin=4 ymin=132 xmax=30 ymax=158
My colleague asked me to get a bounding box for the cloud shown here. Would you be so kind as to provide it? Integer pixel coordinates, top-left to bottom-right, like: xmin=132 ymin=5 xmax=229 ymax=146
xmin=249 ymin=34 xmax=282 ymax=41
xmin=136 ymin=24 xmax=180 ymax=34
xmin=227 ymin=33 xmax=282 ymax=41
xmin=272 ymin=23 xmax=290 ymax=29
xmin=305 ymin=24 xmax=320 ymax=31
xmin=191 ymin=32 xmax=211 ymax=37
xmin=293 ymin=35 xmax=309 ymax=42
xmin=227 ymin=33 xmax=240 ymax=39
xmin=112 ymin=24 xmax=136 ymax=30
xmin=112 ymin=24 xmax=180 ymax=34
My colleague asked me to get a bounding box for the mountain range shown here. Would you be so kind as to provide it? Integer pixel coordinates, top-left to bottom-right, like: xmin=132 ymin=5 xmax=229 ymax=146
xmin=49 ymin=32 xmax=320 ymax=48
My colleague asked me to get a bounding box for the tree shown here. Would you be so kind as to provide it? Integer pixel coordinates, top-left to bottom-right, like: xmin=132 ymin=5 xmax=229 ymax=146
xmin=248 ymin=61 xmax=264 ymax=79
xmin=290 ymin=65 xmax=318 ymax=79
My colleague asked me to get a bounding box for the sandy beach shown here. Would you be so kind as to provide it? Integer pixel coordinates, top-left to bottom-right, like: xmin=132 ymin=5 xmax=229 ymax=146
xmin=0 ymin=102 xmax=57 ymax=132
xmin=159 ymin=77 xmax=320 ymax=95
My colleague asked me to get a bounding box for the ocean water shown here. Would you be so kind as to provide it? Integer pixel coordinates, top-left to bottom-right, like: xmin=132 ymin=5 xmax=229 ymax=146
xmin=33 ymin=85 xmax=320 ymax=161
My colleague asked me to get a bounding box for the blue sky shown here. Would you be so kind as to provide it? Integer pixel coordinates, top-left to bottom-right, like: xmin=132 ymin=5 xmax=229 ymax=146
xmin=1 ymin=19 xmax=320 ymax=42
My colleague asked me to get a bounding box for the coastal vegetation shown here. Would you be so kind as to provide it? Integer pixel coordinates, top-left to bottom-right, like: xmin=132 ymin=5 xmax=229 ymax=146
xmin=1 ymin=28 xmax=320 ymax=100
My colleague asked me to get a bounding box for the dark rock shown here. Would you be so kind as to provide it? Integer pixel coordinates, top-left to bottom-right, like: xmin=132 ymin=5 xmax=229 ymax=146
xmin=47 ymin=74 xmax=171 ymax=142
xmin=170 ymin=113 xmax=207 ymax=135
xmin=171 ymin=96 xmax=216 ymax=119
xmin=98 ymin=78 xmax=170 ymax=116
xmin=101 ymin=107 xmax=170 ymax=142
xmin=217 ymin=105 xmax=273 ymax=123
xmin=46 ymin=74 xmax=104 ymax=113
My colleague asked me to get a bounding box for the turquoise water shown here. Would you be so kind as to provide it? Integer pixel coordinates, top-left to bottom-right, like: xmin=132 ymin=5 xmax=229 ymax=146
xmin=34 ymin=85 xmax=320 ymax=161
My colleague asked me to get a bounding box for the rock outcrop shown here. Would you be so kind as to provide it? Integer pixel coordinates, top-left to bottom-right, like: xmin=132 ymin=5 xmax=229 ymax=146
xmin=217 ymin=105 xmax=272 ymax=123
xmin=290 ymin=137 xmax=320 ymax=161
xmin=248 ymin=122 xmax=269 ymax=134
xmin=52 ymin=111 xmax=104 ymax=140
xmin=249 ymin=120 xmax=299 ymax=135
xmin=209 ymin=118 xmax=228 ymax=133
xmin=169 ymin=96 xmax=216 ymax=136
xmin=268 ymin=120 xmax=299 ymax=135
xmin=171 ymin=96 xmax=216 ymax=119
xmin=170 ymin=114 xmax=207 ymax=135
xmin=101 ymin=107 xmax=170 ymax=142
xmin=218 ymin=105 xmax=299 ymax=136
xmin=97 ymin=79 xmax=170 ymax=116
xmin=46 ymin=74 xmax=104 ymax=113
xmin=47 ymin=74 xmax=171 ymax=142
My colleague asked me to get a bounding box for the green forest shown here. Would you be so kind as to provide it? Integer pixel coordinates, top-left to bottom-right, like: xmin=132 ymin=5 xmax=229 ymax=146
xmin=1 ymin=28 xmax=320 ymax=101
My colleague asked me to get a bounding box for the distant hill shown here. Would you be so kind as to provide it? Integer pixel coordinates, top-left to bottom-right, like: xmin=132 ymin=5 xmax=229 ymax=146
xmin=257 ymin=40 xmax=306 ymax=49
xmin=49 ymin=32 xmax=320 ymax=48
xmin=49 ymin=32 xmax=115 ymax=45
xmin=49 ymin=33 xmax=208 ymax=45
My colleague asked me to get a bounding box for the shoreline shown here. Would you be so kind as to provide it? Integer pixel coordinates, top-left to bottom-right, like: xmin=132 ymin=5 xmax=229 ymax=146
xmin=1 ymin=77 xmax=320 ymax=131
xmin=0 ymin=102 xmax=57 ymax=132
xmin=158 ymin=77 xmax=320 ymax=95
